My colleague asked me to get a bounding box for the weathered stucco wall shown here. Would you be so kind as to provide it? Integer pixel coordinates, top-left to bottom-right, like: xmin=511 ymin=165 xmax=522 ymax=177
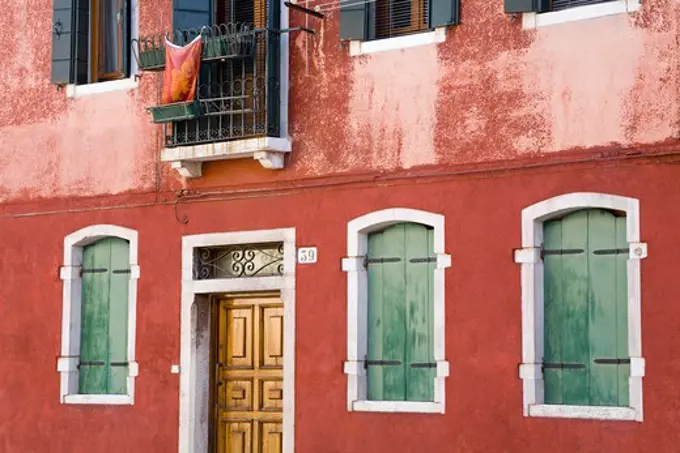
xmin=0 ymin=0 xmax=677 ymax=200
xmin=1 ymin=161 xmax=680 ymax=452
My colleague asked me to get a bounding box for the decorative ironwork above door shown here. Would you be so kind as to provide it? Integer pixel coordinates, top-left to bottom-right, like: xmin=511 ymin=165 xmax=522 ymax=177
xmin=194 ymin=242 xmax=284 ymax=279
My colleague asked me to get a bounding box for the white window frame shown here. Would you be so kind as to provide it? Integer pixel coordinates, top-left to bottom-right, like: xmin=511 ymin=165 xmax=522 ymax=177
xmin=521 ymin=0 xmax=641 ymax=29
xmin=179 ymin=228 xmax=296 ymax=453
xmin=57 ymin=224 xmax=140 ymax=405
xmin=342 ymin=208 xmax=451 ymax=414
xmin=514 ymin=192 xmax=647 ymax=421
xmin=66 ymin=0 xmax=140 ymax=98
xmin=349 ymin=27 xmax=447 ymax=56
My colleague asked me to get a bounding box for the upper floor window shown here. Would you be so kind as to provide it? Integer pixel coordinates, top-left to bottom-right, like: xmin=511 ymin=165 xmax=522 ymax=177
xmin=515 ymin=193 xmax=647 ymax=421
xmin=342 ymin=208 xmax=450 ymax=413
xmin=339 ymin=0 xmax=459 ymax=44
xmin=58 ymin=225 xmax=140 ymax=405
xmin=504 ymin=0 xmax=641 ymax=28
xmin=52 ymin=0 xmax=133 ymax=85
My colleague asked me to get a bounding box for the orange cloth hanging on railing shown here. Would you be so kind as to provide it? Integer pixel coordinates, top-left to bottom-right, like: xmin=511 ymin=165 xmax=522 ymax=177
xmin=161 ymin=35 xmax=203 ymax=105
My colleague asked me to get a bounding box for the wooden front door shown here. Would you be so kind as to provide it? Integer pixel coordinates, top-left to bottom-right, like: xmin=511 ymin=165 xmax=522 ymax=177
xmin=213 ymin=295 xmax=284 ymax=453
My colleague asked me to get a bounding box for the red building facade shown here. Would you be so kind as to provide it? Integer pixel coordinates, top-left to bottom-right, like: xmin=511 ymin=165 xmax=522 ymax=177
xmin=0 ymin=0 xmax=679 ymax=450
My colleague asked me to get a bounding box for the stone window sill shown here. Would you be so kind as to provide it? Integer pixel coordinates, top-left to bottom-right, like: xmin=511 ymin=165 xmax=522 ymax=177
xmin=349 ymin=28 xmax=446 ymax=56
xmin=161 ymin=136 xmax=292 ymax=178
xmin=522 ymin=0 xmax=641 ymax=29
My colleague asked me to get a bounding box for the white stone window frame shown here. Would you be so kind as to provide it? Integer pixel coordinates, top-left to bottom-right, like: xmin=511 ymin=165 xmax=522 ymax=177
xmin=342 ymin=208 xmax=451 ymax=414
xmin=349 ymin=27 xmax=447 ymax=56
xmin=57 ymin=225 xmax=140 ymax=405
xmin=179 ymin=228 xmax=296 ymax=453
xmin=65 ymin=0 xmax=140 ymax=97
xmin=521 ymin=0 xmax=641 ymax=29
xmin=514 ymin=192 xmax=647 ymax=422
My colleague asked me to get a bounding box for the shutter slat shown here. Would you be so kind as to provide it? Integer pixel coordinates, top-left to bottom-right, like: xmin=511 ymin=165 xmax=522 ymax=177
xmin=379 ymin=224 xmax=407 ymax=401
xmin=340 ymin=2 xmax=368 ymax=40
xmin=558 ymin=211 xmax=590 ymax=405
xmin=543 ymin=219 xmax=564 ymax=404
xmin=107 ymin=238 xmax=130 ymax=394
xmin=504 ymin=0 xmax=549 ymax=13
xmin=367 ymin=229 xmax=386 ymax=400
xmin=173 ymin=0 xmax=212 ymax=31
xmin=615 ymin=215 xmax=630 ymax=407
xmin=51 ymin=0 xmax=75 ymax=84
xmin=405 ymin=224 xmax=434 ymax=402
xmin=588 ymin=210 xmax=620 ymax=406
xmin=79 ymin=239 xmax=112 ymax=394
xmin=429 ymin=0 xmax=459 ymax=28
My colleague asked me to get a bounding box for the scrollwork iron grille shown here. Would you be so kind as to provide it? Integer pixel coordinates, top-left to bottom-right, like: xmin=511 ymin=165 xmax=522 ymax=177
xmin=165 ymin=28 xmax=281 ymax=148
xmin=193 ymin=242 xmax=284 ymax=279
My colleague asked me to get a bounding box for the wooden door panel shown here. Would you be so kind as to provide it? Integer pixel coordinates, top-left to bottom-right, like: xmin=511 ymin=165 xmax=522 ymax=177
xmin=226 ymin=307 xmax=254 ymax=369
xmin=224 ymin=379 xmax=253 ymax=411
xmin=260 ymin=422 xmax=282 ymax=453
xmin=215 ymin=296 xmax=283 ymax=453
xmin=219 ymin=421 xmax=252 ymax=453
xmin=261 ymin=306 xmax=284 ymax=368
xmin=260 ymin=379 xmax=283 ymax=411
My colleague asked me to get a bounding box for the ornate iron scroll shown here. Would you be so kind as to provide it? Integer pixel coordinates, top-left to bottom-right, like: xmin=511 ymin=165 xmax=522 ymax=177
xmin=194 ymin=242 xmax=284 ymax=279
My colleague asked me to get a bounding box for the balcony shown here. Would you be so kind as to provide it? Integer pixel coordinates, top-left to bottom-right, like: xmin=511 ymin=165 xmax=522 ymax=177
xmin=136 ymin=24 xmax=290 ymax=177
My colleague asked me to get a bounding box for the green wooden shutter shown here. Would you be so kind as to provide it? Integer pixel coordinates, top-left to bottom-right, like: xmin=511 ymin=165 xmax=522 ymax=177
xmin=367 ymin=223 xmax=434 ymax=402
xmin=340 ymin=2 xmax=368 ymax=40
xmin=51 ymin=0 xmax=89 ymax=84
xmin=504 ymin=0 xmax=549 ymax=13
xmin=429 ymin=0 xmax=460 ymax=28
xmin=543 ymin=209 xmax=629 ymax=407
xmin=79 ymin=237 xmax=130 ymax=395
xmin=173 ymin=0 xmax=212 ymax=31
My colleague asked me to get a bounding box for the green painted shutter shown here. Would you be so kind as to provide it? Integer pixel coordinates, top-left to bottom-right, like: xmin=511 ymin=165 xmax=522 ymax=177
xmin=173 ymin=0 xmax=212 ymax=31
xmin=429 ymin=0 xmax=460 ymax=28
xmin=79 ymin=237 xmax=130 ymax=395
xmin=504 ymin=0 xmax=549 ymax=13
xmin=340 ymin=2 xmax=368 ymax=40
xmin=543 ymin=209 xmax=629 ymax=407
xmin=367 ymin=223 xmax=434 ymax=402
xmin=51 ymin=0 xmax=89 ymax=84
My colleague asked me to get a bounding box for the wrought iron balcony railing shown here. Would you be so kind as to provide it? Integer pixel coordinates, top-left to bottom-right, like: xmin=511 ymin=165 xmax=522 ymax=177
xmin=135 ymin=25 xmax=281 ymax=148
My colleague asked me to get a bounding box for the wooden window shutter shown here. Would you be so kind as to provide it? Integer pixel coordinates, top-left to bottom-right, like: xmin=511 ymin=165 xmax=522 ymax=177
xmin=543 ymin=210 xmax=629 ymax=406
xmin=173 ymin=0 xmax=212 ymax=31
xmin=366 ymin=223 xmax=434 ymax=402
xmin=504 ymin=0 xmax=549 ymax=13
xmin=429 ymin=0 xmax=460 ymax=28
xmin=51 ymin=0 xmax=89 ymax=84
xmin=79 ymin=237 xmax=130 ymax=395
xmin=340 ymin=1 xmax=368 ymax=40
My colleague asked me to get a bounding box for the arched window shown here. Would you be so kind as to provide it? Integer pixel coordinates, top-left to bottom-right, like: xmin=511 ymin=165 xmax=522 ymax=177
xmin=342 ymin=209 xmax=450 ymax=413
xmin=58 ymin=225 xmax=140 ymax=405
xmin=515 ymin=193 xmax=647 ymax=421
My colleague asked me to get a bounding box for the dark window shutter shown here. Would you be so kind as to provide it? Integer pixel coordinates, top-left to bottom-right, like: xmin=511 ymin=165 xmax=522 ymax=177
xmin=340 ymin=2 xmax=368 ymax=40
xmin=122 ymin=0 xmax=131 ymax=77
xmin=429 ymin=0 xmax=460 ymax=28
xmin=173 ymin=0 xmax=212 ymax=31
xmin=504 ymin=0 xmax=549 ymax=13
xmin=51 ymin=0 xmax=88 ymax=85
